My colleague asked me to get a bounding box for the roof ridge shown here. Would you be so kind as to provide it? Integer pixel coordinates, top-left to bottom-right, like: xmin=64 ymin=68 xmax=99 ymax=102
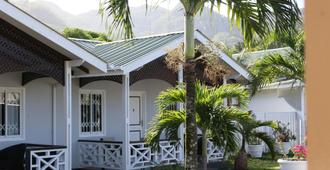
xmin=96 ymin=31 xmax=184 ymax=47
xmin=69 ymin=37 xmax=105 ymax=43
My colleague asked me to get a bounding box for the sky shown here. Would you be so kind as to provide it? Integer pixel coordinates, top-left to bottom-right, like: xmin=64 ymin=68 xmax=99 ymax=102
xmin=29 ymin=0 xmax=305 ymax=15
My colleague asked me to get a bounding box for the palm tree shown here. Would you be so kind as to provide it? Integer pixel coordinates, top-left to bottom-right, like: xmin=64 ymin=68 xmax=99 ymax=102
xmin=99 ymin=1 xmax=301 ymax=168
xmin=248 ymin=31 xmax=304 ymax=94
xmin=146 ymin=82 xmax=249 ymax=169
xmin=234 ymin=114 xmax=278 ymax=170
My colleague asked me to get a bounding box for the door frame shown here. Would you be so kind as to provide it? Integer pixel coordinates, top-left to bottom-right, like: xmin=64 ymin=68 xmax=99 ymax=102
xmin=129 ymin=91 xmax=146 ymax=140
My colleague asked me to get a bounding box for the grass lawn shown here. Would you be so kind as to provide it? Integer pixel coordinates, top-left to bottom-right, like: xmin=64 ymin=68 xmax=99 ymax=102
xmin=246 ymin=153 xmax=280 ymax=170
xmin=151 ymin=153 xmax=280 ymax=170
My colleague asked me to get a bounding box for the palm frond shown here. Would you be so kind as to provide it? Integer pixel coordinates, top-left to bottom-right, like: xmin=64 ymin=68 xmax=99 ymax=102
xmin=209 ymin=107 xmax=250 ymax=153
xmin=99 ymin=0 xmax=135 ymax=39
xmin=249 ymin=52 xmax=304 ymax=94
xmin=213 ymin=84 xmax=250 ymax=108
xmin=156 ymin=85 xmax=185 ymax=111
xmin=254 ymin=132 xmax=276 ymax=159
xmin=146 ymin=110 xmax=185 ymax=149
xmin=206 ymin=0 xmax=301 ymax=46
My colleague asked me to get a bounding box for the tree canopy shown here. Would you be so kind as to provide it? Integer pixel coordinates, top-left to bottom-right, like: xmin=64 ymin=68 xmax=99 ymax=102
xmin=62 ymin=27 xmax=111 ymax=42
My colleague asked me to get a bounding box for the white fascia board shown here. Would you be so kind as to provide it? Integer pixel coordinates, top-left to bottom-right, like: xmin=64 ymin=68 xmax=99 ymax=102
xmin=261 ymin=80 xmax=304 ymax=90
xmin=72 ymin=70 xmax=124 ymax=78
xmin=0 ymin=1 xmax=107 ymax=73
xmin=121 ymin=37 xmax=184 ymax=74
xmin=194 ymin=31 xmax=251 ymax=80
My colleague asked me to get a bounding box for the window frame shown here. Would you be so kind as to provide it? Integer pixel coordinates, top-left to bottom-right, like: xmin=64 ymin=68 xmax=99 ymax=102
xmin=79 ymin=89 xmax=106 ymax=137
xmin=0 ymin=87 xmax=25 ymax=141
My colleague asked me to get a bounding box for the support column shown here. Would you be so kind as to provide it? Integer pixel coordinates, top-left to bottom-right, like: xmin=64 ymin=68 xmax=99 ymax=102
xmin=64 ymin=61 xmax=72 ymax=170
xmin=223 ymin=75 xmax=228 ymax=106
xmin=122 ymin=74 xmax=130 ymax=169
xmin=64 ymin=60 xmax=83 ymax=170
xmin=300 ymin=87 xmax=306 ymax=144
xmin=177 ymin=64 xmax=185 ymax=163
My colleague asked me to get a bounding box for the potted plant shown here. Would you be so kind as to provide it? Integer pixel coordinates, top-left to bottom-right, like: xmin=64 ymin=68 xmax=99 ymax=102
xmin=274 ymin=121 xmax=296 ymax=154
xmin=248 ymin=136 xmax=264 ymax=158
xmin=278 ymin=144 xmax=307 ymax=170
xmin=234 ymin=113 xmax=277 ymax=170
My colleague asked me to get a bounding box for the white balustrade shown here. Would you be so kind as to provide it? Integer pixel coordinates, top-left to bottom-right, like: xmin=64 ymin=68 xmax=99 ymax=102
xmin=79 ymin=141 xmax=123 ymax=169
xmin=79 ymin=139 xmax=226 ymax=169
xmin=207 ymin=139 xmax=225 ymax=162
xmin=29 ymin=148 xmax=67 ymax=170
xmin=130 ymin=140 xmax=182 ymax=169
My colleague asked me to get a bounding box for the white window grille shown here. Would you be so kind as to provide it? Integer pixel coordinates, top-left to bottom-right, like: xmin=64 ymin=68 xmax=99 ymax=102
xmin=0 ymin=88 xmax=24 ymax=140
xmin=80 ymin=90 xmax=105 ymax=137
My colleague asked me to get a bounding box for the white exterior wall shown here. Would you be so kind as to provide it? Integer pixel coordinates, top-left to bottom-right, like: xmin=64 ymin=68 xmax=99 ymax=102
xmin=130 ymin=79 xmax=173 ymax=131
xmin=249 ymin=87 xmax=305 ymax=144
xmin=249 ymin=87 xmax=302 ymax=113
xmin=72 ymin=79 xmax=172 ymax=168
xmin=0 ymin=72 xmax=58 ymax=149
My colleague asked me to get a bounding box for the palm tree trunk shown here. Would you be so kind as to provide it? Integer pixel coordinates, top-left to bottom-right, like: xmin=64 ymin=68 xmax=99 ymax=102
xmin=202 ymin=129 xmax=208 ymax=170
xmin=184 ymin=14 xmax=198 ymax=170
xmin=234 ymin=136 xmax=248 ymax=170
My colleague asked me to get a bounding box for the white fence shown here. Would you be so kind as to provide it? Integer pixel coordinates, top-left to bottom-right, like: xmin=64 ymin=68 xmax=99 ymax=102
xmin=79 ymin=141 xmax=123 ymax=169
xmin=207 ymin=139 xmax=224 ymax=162
xmin=79 ymin=140 xmax=183 ymax=169
xmin=79 ymin=139 xmax=225 ymax=169
xmin=130 ymin=140 xmax=182 ymax=169
xmin=28 ymin=147 xmax=67 ymax=170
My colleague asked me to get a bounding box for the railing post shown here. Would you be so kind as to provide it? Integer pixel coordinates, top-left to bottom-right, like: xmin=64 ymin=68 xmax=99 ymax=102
xmin=178 ymin=124 xmax=185 ymax=163
xmin=122 ymin=74 xmax=130 ymax=170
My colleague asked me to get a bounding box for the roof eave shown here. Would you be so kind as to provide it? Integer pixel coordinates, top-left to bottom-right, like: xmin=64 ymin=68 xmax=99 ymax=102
xmin=0 ymin=1 xmax=108 ymax=73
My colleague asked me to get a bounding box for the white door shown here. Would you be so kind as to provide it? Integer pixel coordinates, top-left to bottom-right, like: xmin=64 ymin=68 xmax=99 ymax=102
xmin=129 ymin=96 xmax=143 ymax=141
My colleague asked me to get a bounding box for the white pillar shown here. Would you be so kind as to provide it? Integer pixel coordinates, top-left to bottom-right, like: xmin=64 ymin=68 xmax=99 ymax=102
xmin=223 ymin=75 xmax=228 ymax=106
xmin=64 ymin=60 xmax=83 ymax=170
xmin=64 ymin=61 xmax=72 ymax=170
xmin=122 ymin=74 xmax=130 ymax=169
xmin=300 ymin=87 xmax=306 ymax=144
xmin=52 ymin=84 xmax=57 ymax=145
xmin=177 ymin=64 xmax=184 ymax=163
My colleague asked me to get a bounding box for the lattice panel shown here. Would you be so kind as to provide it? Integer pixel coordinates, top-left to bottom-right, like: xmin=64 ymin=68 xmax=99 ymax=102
xmin=29 ymin=148 xmax=66 ymax=170
xmin=0 ymin=19 xmax=67 ymax=85
xmin=79 ymin=142 xmax=123 ymax=169
xmin=157 ymin=140 xmax=181 ymax=164
xmin=207 ymin=139 xmax=225 ymax=161
xmin=130 ymin=142 xmax=156 ymax=169
xmin=79 ymin=140 xmax=183 ymax=169
xmin=130 ymin=140 xmax=182 ymax=169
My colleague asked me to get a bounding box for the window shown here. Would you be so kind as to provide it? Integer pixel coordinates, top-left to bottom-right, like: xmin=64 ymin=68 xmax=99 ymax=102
xmin=80 ymin=90 xmax=105 ymax=137
xmin=0 ymin=88 xmax=24 ymax=140
xmin=227 ymin=97 xmax=240 ymax=107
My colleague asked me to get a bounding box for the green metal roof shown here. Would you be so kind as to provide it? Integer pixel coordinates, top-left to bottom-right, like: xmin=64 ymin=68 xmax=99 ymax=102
xmin=69 ymin=38 xmax=103 ymax=54
xmin=71 ymin=32 xmax=184 ymax=67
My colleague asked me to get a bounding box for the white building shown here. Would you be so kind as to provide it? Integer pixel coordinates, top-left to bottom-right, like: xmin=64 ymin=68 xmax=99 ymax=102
xmin=0 ymin=1 xmax=251 ymax=169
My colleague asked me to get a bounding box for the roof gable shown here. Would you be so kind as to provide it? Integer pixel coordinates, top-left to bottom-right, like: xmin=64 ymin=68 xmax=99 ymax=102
xmin=72 ymin=30 xmax=250 ymax=80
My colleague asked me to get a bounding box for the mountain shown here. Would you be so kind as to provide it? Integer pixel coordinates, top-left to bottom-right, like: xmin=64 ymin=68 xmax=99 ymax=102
xmin=9 ymin=0 xmax=242 ymax=45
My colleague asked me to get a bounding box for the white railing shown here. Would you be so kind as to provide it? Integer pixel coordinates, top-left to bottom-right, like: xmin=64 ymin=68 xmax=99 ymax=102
xmin=28 ymin=147 xmax=67 ymax=170
xmin=79 ymin=140 xmax=182 ymax=169
xmin=79 ymin=140 xmax=123 ymax=169
xmin=207 ymin=139 xmax=224 ymax=162
xmin=79 ymin=139 xmax=225 ymax=169
xmin=130 ymin=140 xmax=182 ymax=169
